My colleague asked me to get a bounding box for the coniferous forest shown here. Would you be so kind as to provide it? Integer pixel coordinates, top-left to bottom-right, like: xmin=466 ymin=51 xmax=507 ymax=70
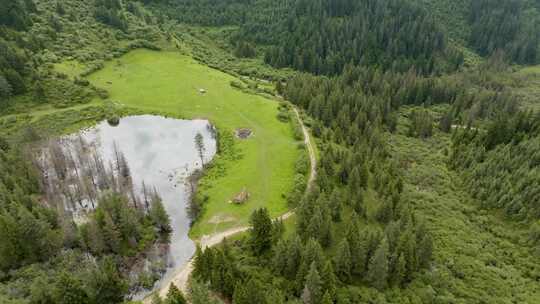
xmin=2 ymin=0 xmax=540 ymax=303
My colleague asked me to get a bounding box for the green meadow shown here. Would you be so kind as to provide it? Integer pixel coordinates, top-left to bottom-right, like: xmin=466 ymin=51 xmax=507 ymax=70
xmin=86 ymin=49 xmax=299 ymax=238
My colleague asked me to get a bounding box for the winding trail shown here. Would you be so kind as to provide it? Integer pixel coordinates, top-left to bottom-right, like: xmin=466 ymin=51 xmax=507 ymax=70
xmin=145 ymin=105 xmax=316 ymax=301
xmin=292 ymin=106 xmax=317 ymax=190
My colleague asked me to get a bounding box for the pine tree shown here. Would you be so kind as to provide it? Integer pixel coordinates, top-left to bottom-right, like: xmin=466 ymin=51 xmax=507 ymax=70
xmin=166 ymin=284 xmax=187 ymax=304
xmin=89 ymin=257 xmax=127 ymax=304
xmin=347 ymin=222 xmax=368 ymax=276
xmin=394 ymin=253 xmax=407 ymax=287
xmin=321 ymin=291 xmax=333 ymax=304
xmin=266 ymin=289 xmax=285 ymax=304
xmin=190 ymin=280 xmax=220 ymax=304
xmin=272 ymin=239 xmax=288 ymax=275
xmin=233 ymin=278 xmax=266 ymax=304
xmin=367 ymin=238 xmax=389 ymax=290
xmin=285 ymin=234 xmax=303 ymax=279
xmin=249 ymin=208 xmax=273 ymax=256
xmin=306 ymin=205 xmax=322 ymax=241
xmin=329 ymin=189 xmax=342 ymax=222
xmin=321 ymin=260 xmax=337 ymax=299
xmin=417 ymin=233 xmax=433 ymax=269
xmin=150 ymin=196 xmax=172 ymax=234
xmin=334 ymin=239 xmax=352 ymax=283
xmin=303 ymin=262 xmax=322 ymax=304
xmin=54 ymin=272 xmax=89 ymax=304
xmin=100 ymin=213 xmax=121 ymax=254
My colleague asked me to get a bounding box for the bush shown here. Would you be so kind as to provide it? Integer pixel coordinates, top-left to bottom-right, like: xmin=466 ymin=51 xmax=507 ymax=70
xmin=277 ymin=110 xmax=290 ymax=122
xmin=96 ymin=88 xmax=110 ymax=99
xmin=230 ymin=80 xmax=244 ymax=89
xmin=74 ymin=78 xmax=90 ymax=86
xmin=107 ymin=116 xmax=120 ymax=126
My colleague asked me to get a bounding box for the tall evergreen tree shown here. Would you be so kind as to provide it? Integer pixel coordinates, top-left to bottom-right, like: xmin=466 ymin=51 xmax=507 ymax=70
xmin=367 ymin=238 xmax=389 ymax=290
xmin=166 ymin=284 xmax=187 ymax=304
xmin=334 ymin=239 xmax=352 ymax=283
xmin=249 ymin=208 xmax=273 ymax=256
xmin=302 ymin=262 xmax=322 ymax=304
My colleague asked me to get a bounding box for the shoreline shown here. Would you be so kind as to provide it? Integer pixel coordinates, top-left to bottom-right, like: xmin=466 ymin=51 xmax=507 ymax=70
xmin=143 ymin=104 xmax=317 ymax=302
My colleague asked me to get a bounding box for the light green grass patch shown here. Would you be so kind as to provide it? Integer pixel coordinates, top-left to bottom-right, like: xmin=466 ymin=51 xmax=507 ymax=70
xmin=86 ymin=49 xmax=299 ymax=238
xmin=54 ymin=60 xmax=86 ymax=79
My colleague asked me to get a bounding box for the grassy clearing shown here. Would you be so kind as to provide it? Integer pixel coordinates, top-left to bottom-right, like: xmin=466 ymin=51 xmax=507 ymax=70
xmin=86 ymin=49 xmax=300 ymax=238
xmin=53 ymin=60 xmax=87 ymax=79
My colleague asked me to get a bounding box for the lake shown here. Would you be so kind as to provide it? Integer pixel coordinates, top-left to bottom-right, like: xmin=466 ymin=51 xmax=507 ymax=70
xmin=76 ymin=115 xmax=216 ymax=294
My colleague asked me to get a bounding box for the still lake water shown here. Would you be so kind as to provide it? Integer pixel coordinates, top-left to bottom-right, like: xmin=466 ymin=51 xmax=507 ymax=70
xmin=78 ymin=115 xmax=216 ymax=292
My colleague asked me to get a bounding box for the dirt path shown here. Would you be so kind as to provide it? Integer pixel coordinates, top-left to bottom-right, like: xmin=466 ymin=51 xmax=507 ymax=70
xmin=292 ymin=106 xmax=317 ymax=190
xmin=145 ymin=105 xmax=316 ymax=301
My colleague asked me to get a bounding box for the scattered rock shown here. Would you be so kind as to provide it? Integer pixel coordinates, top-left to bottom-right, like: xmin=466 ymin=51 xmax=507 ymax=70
xmin=235 ymin=128 xmax=252 ymax=139
xmin=231 ymin=187 xmax=250 ymax=204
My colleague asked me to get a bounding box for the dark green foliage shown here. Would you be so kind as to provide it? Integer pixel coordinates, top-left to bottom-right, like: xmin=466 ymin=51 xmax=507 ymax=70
xmin=0 ymin=0 xmax=34 ymax=30
xmin=0 ymin=137 xmax=170 ymax=303
xmin=0 ymin=147 xmax=59 ymax=272
xmin=451 ymin=110 xmax=540 ymax=230
xmin=249 ymin=207 xmax=274 ymax=255
xmin=80 ymin=192 xmax=162 ymax=257
xmin=189 ymin=281 xmax=220 ymax=304
xmin=260 ymin=0 xmax=458 ymax=75
xmin=150 ymin=195 xmax=172 ymax=234
xmin=54 ymin=271 xmax=90 ymax=304
xmin=302 ymin=262 xmax=322 ymax=304
xmin=166 ymin=284 xmax=187 ymax=304
xmin=439 ymin=110 xmax=453 ymax=132
xmin=334 ymin=239 xmax=352 ymax=283
xmin=0 ymin=75 xmax=12 ymax=101
xmin=408 ymin=108 xmax=434 ymax=138
xmin=367 ymin=238 xmax=389 ymax=290
xmin=0 ymin=39 xmax=30 ymax=101
xmin=192 ymin=243 xmax=240 ymax=299
xmin=95 ymin=0 xmax=129 ymax=31
xmin=233 ymin=278 xmax=267 ymax=304
xmin=233 ymin=40 xmax=257 ymax=58
xmin=88 ymin=256 xmax=128 ymax=303
xmin=154 ymin=0 xmax=464 ymax=74
xmin=468 ymin=0 xmax=539 ymax=64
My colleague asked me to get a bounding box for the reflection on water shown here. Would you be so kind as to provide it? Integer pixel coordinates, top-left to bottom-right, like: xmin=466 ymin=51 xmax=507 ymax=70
xmin=80 ymin=115 xmax=216 ymax=293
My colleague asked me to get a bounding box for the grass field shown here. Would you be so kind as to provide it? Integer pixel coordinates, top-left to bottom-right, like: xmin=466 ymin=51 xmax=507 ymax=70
xmin=86 ymin=49 xmax=299 ymax=238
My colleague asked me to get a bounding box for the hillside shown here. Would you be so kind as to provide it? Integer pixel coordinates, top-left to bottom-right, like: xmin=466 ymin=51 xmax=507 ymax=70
xmin=1 ymin=0 xmax=540 ymax=304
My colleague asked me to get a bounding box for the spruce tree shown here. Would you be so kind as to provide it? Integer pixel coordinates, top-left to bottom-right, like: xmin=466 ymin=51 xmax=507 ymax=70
xmin=394 ymin=253 xmax=407 ymax=287
xmin=233 ymin=278 xmax=266 ymax=304
xmin=249 ymin=208 xmax=273 ymax=256
xmin=89 ymin=257 xmax=127 ymax=303
xmin=321 ymin=260 xmax=337 ymax=299
xmin=150 ymin=196 xmax=172 ymax=234
xmin=166 ymin=284 xmax=186 ymax=304
xmin=303 ymin=262 xmax=322 ymax=304
xmin=334 ymin=239 xmax=352 ymax=283
xmin=321 ymin=291 xmax=333 ymax=304
xmin=367 ymin=238 xmax=389 ymax=290
xmin=285 ymin=234 xmax=303 ymax=279
xmin=54 ymin=272 xmax=89 ymax=304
